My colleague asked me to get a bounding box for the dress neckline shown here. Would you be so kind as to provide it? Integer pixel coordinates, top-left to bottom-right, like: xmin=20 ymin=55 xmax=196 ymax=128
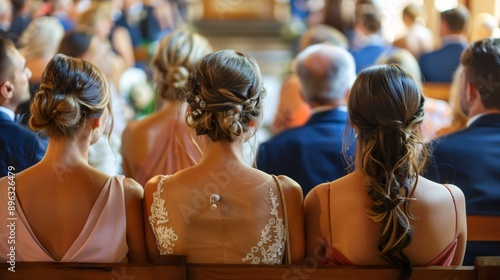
xmin=14 ymin=176 xmax=113 ymax=261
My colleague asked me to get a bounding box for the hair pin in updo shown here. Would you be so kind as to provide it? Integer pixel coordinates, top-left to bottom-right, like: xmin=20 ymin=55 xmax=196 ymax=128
xmin=195 ymin=96 xmax=206 ymax=108
xmin=192 ymin=108 xmax=202 ymax=117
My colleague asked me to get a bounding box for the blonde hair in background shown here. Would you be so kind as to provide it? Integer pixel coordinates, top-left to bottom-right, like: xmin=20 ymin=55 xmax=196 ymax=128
xmin=377 ymin=48 xmax=422 ymax=84
xmin=75 ymin=0 xmax=112 ymax=35
xmin=151 ymin=29 xmax=212 ymax=101
xmin=18 ymin=16 xmax=64 ymax=61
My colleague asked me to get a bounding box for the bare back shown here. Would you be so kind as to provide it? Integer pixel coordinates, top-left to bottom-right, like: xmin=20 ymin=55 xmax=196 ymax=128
xmin=144 ymin=160 xmax=304 ymax=264
xmin=12 ymin=164 xmax=111 ymax=261
xmin=305 ymin=171 xmax=466 ymax=266
xmin=121 ymin=102 xmax=203 ymax=186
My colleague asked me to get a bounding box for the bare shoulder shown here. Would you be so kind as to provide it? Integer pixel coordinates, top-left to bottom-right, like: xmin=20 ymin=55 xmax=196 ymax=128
xmin=304 ymin=182 xmax=330 ymax=209
xmin=442 ymin=183 xmax=465 ymax=201
xmin=121 ymin=120 xmax=140 ymax=145
xmin=122 ymin=177 xmax=144 ymax=200
xmin=143 ymin=175 xmax=165 ymax=196
xmin=275 ymin=175 xmax=303 ymax=198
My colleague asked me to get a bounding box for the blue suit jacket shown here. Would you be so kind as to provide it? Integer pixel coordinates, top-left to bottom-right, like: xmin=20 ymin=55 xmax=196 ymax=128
xmin=425 ymin=114 xmax=500 ymax=265
xmin=349 ymin=44 xmax=393 ymax=74
xmin=419 ymin=42 xmax=467 ymax=83
xmin=0 ymin=111 xmax=46 ymax=177
xmin=257 ymin=109 xmax=354 ymax=196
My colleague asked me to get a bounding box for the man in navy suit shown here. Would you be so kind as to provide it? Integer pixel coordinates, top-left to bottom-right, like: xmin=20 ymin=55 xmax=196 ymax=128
xmin=425 ymin=38 xmax=500 ymax=265
xmin=257 ymin=44 xmax=356 ymax=196
xmin=348 ymin=3 xmax=392 ymax=74
xmin=419 ymin=5 xmax=469 ymax=82
xmin=0 ymin=37 xmax=45 ymax=177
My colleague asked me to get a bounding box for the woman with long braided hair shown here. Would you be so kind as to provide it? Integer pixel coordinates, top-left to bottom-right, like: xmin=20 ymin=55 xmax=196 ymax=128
xmin=305 ymin=64 xmax=466 ymax=279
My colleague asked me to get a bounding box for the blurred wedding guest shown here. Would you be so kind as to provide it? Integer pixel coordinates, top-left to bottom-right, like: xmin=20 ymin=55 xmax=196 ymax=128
xmin=349 ymin=3 xmax=393 ymax=73
xmin=305 ymin=65 xmax=466 ymax=279
xmin=393 ymin=4 xmax=433 ymax=58
xmin=377 ymin=49 xmax=452 ymax=141
xmin=15 ymin=16 xmax=64 ymax=125
xmin=469 ymin=13 xmax=500 ymax=43
xmin=48 ymin=0 xmax=76 ymax=32
xmin=8 ymin=0 xmax=44 ymax=44
xmin=0 ymin=38 xmax=45 ymax=177
xmin=0 ymin=54 xmax=148 ymax=263
xmin=435 ymin=66 xmax=468 ymax=137
xmin=419 ymin=5 xmax=470 ymax=82
xmin=271 ymin=24 xmax=347 ymax=135
xmin=425 ymin=38 xmax=500 ymax=265
xmin=0 ymin=0 xmax=12 ymax=38
xmin=144 ymin=50 xmax=304 ymax=264
xmin=258 ymin=44 xmax=356 ymax=196
xmin=121 ymin=29 xmax=211 ymax=186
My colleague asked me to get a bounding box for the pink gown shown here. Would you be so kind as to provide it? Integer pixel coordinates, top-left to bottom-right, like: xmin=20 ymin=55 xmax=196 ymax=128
xmin=134 ymin=117 xmax=202 ymax=186
xmin=0 ymin=176 xmax=129 ymax=262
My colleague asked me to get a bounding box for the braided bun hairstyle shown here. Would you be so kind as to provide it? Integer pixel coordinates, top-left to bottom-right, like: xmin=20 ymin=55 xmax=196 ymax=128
xmin=348 ymin=64 xmax=427 ymax=280
xmin=185 ymin=50 xmax=266 ymax=142
xmin=151 ymin=30 xmax=212 ymax=101
xmin=29 ymin=54 xmax=110 ymax=138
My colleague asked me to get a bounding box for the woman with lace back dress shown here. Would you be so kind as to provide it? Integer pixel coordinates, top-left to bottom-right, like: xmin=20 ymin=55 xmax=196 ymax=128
xmin=0 ymin=54 xmax=148 ymax=263
xmin=144 ymin=50 xmax=304 ymax=264
xmin=121 ymin=29 xmax=212 ymax=186
xmin=304 ymin=65 xmax=467 ymax=279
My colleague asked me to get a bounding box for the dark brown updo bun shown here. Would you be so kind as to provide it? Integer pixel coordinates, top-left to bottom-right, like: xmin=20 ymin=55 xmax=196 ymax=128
xmin=30 ymin=54 xmax=110 ymax=137
xmin=185 ymin=50 xmax=266 ymax=142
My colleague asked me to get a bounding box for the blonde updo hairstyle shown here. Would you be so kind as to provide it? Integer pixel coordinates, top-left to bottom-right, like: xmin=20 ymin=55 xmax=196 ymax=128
xmin=185 ymin=50 xmax=266 ymax=142
xmin=29 ymin=54 xmax=111 ymax=138
xmin=348 ymin=64 xmax=427 ymax=280
xmin=152 ymin=29 xmax=212 ymax=101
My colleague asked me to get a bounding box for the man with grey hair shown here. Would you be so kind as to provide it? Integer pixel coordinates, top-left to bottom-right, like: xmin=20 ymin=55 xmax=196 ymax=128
xmin=257 ymin=44 xmax=356 ymax=196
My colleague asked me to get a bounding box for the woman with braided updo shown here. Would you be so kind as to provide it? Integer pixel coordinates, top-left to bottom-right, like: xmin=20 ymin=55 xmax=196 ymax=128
xmin=304 ymin=65 xmax=466 ymax=279
xmin=144 ymin=50 xmax=304 ymax=264
xmin=3 ymin=54 xmax=148 ymax=263
xmin=121 ymin=29 xmax=211 ymax=186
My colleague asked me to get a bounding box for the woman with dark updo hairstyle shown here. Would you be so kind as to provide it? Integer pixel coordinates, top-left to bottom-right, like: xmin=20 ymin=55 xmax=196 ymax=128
xmin=144 ymin=50 xmax=304 ymax=264
xmin=121 ymin=29 xmax=212 ymax=186
xmin=3 ymin=54 xmax=148 ymax=263
xmin=304 ymin=65 xmax=466 ymax=279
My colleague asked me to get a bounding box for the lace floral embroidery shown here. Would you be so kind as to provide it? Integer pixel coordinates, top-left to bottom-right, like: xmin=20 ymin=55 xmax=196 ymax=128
xmin=242 ymin=183 xmax=286 ymax=265
xmin=148 ymin=175 xmax=179 ymax=255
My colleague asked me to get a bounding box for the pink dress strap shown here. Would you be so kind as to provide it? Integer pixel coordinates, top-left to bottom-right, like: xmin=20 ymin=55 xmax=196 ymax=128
xmin=425 ymin=184 xmax=459 ymax=266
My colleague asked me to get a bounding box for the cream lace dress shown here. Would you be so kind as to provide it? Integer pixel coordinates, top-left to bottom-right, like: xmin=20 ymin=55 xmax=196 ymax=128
xmin=148 ymin=175 xmax=287 ymax=264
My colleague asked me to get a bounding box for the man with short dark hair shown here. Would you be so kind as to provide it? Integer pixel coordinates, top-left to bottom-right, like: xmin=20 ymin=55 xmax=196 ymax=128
xmin=0 ymin=37 xmax=45 ymax=176
xmin=257 ymin=44 xmax=356 ymax=196
xmin=425 ymin=38 xmax=500 ymax=265
xmin=348 ymin=3 xmax=392 ymax=73
xmin=419 ymin=5 xmax=470 ymax=82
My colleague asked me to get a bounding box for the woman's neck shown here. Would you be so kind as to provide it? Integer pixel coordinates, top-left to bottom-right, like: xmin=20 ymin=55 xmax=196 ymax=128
xmin=199 ymin=139 xmax=245 ymax=166
xmin=42 ymin=135 xmax=91 ymax=170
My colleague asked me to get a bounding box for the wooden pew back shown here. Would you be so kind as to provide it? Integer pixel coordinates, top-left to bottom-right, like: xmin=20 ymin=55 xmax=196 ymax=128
xmin=422 ymin=83 xmax=451 ymax=101
xmin=467 ymin=215 xmax=500 ymax=242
